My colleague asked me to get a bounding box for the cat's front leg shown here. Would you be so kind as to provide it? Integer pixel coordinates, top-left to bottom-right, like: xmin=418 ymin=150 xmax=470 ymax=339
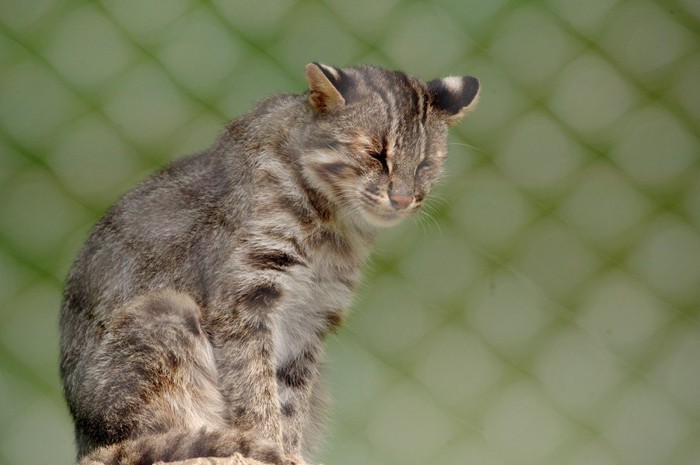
xmin=276 ymin=343 xmax=323 ymax=463
xmin=210 ymin=278 xmax=287 ymax=453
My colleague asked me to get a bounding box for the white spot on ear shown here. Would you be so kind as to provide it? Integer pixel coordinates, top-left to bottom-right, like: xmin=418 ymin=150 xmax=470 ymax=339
xmin=442 ymin=76 xmax=464 ymax=94
xmin=318 ymin=63 xmax=340 ymax=80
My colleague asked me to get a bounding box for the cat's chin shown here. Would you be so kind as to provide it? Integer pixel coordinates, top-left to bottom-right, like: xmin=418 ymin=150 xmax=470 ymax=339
xmin=359 ymin=209 xmax=410 ymax=228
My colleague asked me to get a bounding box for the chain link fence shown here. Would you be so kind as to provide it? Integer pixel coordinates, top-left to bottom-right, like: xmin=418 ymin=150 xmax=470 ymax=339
xmin=1 ymin=1 xmax=699 ymax=464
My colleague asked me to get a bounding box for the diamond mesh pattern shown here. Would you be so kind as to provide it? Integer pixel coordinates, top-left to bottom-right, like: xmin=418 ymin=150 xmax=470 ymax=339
xmin=1 ymin=1 xmax=699 ymax=464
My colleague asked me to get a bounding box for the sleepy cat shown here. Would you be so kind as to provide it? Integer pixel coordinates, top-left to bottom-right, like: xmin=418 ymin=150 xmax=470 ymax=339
xmin=60 ymin=63 xmax=479 ymax=465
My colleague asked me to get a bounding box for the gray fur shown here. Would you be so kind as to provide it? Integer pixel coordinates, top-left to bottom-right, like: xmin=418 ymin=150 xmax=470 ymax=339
xmin=60 ymin=63 xmax=479 ymax=465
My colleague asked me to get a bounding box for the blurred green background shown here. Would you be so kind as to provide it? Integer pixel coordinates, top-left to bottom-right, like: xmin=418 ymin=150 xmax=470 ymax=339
xmin=1 ymin=1 xmax=699 ymax=464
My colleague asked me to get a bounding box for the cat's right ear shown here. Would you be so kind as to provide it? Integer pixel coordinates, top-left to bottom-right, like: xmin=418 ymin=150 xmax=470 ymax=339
xmin=428 ymin=76 xmax=480 ymax=125
xmin=305 ymin=63 xmax=346 ymax=113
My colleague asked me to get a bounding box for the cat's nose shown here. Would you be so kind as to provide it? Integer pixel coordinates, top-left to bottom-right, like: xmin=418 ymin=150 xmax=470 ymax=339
xmin=389 ymin=193 xmax=413 ymax=210
xmin=388 ymin=181 xmax=413 ymax=210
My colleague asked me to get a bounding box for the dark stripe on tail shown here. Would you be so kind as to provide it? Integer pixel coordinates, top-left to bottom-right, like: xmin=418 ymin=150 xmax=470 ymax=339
xmin=82 ymin=428 xmax=283 ymax=465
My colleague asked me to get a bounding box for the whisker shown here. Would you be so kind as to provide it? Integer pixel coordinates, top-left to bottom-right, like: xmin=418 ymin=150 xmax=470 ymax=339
xmin=424 ymin=194 xmax=451 ymax=214
xmin=412 ymin=206 xmax=442 ymax=237
xmin=448 ymin=141 xmax=485 ymax=153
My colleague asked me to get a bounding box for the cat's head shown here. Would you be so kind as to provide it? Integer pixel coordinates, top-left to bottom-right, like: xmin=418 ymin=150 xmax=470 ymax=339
xmin=300 ymin=63 xmax=479 ymax=228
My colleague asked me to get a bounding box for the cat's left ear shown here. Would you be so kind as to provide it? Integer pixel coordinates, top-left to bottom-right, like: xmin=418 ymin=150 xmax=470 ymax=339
xmin=428 ymin=76 xmax=480 ymax=124
xmin=305 ymin=62 xmax=346 ymax=113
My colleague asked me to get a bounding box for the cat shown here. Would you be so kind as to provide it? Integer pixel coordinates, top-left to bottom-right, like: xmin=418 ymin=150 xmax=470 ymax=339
xmin=59 ymin=62 xmax=479 ymax=465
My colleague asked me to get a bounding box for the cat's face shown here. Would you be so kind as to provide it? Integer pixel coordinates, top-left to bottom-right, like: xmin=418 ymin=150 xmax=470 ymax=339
xmin=302 ymin=64 xmax=479 ymax=228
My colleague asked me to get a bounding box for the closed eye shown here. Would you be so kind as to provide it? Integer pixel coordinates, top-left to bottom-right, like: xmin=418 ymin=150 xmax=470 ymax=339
xmin=415 ymin=159 xmax=431 ymax=176
xmin=369 ymin=149 xmax=389 ymax=173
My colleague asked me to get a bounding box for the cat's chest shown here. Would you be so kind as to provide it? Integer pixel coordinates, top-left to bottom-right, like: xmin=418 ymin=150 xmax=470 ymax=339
xmin=271 ymin=227 xmax=369 ymax=365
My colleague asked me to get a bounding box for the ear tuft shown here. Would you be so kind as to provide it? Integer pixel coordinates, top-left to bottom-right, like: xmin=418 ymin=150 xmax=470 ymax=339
xmin=305 ymin=63 xmax=346 ymax=112
xmin=428 ymin=75 xmax=480 ymax=124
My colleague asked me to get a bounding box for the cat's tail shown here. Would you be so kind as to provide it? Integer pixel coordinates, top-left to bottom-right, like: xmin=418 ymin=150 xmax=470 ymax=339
xmin=79 ymin=428 xmax=284 ymax=465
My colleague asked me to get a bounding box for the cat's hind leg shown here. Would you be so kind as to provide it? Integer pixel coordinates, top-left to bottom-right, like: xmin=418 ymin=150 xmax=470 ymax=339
xmin=73 ymin=290 xmax=279 ymax=464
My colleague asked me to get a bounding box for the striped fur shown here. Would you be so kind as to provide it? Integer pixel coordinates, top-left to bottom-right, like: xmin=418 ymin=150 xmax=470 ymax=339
xmin=60 ymin=63 xmax=479 ymax=465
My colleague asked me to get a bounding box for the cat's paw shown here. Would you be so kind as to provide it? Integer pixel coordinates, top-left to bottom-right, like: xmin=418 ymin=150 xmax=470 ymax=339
xmin=243 ymin=436 xmax=285 ymax=465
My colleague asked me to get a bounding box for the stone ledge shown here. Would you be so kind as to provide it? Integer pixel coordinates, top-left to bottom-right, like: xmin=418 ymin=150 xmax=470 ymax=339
xmin=153 ymin=455 xmax=267 ymax=465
